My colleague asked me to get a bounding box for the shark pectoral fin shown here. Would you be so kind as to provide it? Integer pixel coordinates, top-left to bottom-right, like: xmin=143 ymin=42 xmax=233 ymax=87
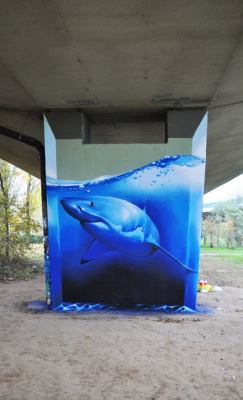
xmin=80 ymin=240 xmax=109 ymax=264
xmin=148 ymin=242 xmax=194 ymax=272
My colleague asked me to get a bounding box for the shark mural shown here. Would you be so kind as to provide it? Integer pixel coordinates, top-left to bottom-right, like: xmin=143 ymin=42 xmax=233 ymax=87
xmin=46 ymin=153 xmax=206 ymax=311
xmin=60 ymin=196 xmax=193 ymax=270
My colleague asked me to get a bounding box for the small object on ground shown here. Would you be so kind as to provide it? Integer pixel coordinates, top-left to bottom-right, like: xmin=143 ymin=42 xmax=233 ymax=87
xmin=198 ymin=280 xmax=222 ymax=293
xmin=198 ymin=280 xmax=212 ymax=292
xmin=27 ymin=300 xmax=48 ymax=311
xmin=211 ymin=285 xmax=223 ymax=292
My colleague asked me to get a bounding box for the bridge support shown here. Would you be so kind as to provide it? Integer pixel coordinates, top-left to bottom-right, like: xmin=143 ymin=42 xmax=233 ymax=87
xmin=43 ymin=109 xmax=207 ymax=310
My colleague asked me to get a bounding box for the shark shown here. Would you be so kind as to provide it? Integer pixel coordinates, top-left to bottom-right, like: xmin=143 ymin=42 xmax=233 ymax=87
xmin=61 ymin=195 xmax=192 ymax=271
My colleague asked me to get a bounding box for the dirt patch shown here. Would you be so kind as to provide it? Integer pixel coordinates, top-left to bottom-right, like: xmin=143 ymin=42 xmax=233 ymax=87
xmin=157 ymin=317 xmax=183 ymax=323
xmin=199 ymin=254 xmax=243 ymax=288
xmin=0 ymin=256 xmax=242 ymax=400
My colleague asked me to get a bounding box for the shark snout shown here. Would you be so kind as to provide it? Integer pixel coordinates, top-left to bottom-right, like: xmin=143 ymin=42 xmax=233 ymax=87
xmin=61 ymin=199 xmax=72 ymax=209
xmin=61 ymin=198 xmax=99 ymax=223
xmin=61 ymin=199 xmax=77 ymax=216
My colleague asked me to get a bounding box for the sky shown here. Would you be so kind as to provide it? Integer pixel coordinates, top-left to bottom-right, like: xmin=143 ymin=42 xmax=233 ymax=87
xmin=203 ymin=173 xmax=243 ymax=204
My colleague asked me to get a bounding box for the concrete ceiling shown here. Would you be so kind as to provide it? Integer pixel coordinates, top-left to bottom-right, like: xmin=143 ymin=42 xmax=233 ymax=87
xmin=0 ymin=0 xmax=243 ymax=191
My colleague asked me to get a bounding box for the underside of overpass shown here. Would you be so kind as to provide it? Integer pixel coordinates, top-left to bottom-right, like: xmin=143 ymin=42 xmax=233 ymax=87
xmin=0 ymin=1 xmax=243 ymax=191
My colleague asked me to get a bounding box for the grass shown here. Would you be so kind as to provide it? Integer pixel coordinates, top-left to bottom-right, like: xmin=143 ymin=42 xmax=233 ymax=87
xmin=201 ymin=247 xmax=243 ymax=253
xmin=201 ymin=246 xmax=243 ymax=263
xmin=0 ymin=244 xmax=44 ymax=282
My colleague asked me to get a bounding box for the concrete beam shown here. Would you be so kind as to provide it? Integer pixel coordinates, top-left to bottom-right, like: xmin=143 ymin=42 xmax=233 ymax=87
xmin=0 ymin=2 xmax=242 ymax=189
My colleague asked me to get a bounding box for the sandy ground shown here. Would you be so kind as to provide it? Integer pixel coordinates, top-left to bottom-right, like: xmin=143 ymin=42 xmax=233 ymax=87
xmin=0 ymin=256 xmax=242 ymax=400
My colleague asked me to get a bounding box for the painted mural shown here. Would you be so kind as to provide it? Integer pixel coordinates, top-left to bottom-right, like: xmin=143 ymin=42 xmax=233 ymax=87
xmin=46 ymin=154 xmax=205 ymax=311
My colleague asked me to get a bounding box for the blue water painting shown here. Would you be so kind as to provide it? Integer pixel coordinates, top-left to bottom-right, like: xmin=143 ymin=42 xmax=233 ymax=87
xmin=46 ymin=154 xmax=205 ymax=310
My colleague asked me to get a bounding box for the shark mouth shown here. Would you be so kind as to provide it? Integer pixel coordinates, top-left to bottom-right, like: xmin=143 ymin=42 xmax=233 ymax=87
xmin=81 ymin=217 xmax=102 ymax=223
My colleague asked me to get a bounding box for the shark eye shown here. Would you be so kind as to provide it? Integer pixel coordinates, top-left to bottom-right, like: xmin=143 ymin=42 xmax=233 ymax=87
xmin=90 ymin=201 xmax=94 ymax=207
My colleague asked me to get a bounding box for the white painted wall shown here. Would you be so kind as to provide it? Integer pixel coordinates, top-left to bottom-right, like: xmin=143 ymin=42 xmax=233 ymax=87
xmin=56 ymin=138 xmax=193 ymax=180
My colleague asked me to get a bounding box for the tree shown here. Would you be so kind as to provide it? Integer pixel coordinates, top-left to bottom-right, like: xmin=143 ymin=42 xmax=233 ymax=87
xmin=0 ymin=161 xmax=19 ymax=257
xmin=0 ymin=160 xmax=42 ymax=259
xmin=20 ymin=173 xmax=41 ymax=244
xmin=0 ymin=166 xmax=10 ymax=257
xmin=202 ymin=197 xmax=243 ymax=248
xmin=202 ymin=216 xmax=218 ymax=248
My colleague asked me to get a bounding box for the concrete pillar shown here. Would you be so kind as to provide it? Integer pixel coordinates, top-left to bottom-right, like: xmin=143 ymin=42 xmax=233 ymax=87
xmin=44 ymin=110 xmax=207 ymax=309
xmin=44 ymin=109 xmax=206 ymax=181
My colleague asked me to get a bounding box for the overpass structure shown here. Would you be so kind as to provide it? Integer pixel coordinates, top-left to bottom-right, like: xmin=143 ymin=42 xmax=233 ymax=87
xmin=0 ymin=1 xmax=243 ymax=191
